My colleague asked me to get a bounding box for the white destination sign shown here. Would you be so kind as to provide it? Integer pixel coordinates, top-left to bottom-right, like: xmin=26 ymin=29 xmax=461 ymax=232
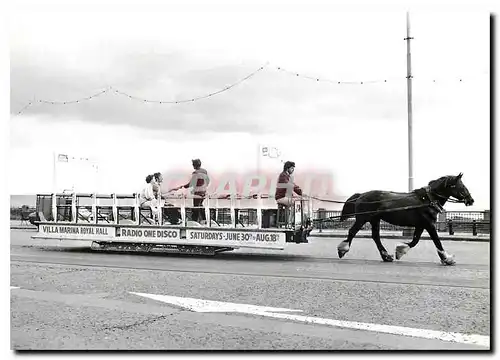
xmin=39 ymin=224 xmax=114 ymax=238
xmin=186 ymin=229 xmax=286 ymax=248
xmin=119 ymin=227 xmax=180 ymax=240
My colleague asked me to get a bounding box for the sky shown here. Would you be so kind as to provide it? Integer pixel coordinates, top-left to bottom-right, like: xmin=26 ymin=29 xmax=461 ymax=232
xmin=6 ymin=2 xmax=492 ymax=211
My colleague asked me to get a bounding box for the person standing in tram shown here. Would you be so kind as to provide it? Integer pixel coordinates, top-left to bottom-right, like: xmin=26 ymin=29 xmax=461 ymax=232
xmin=170 ymin=159 xmax=210 ymax=223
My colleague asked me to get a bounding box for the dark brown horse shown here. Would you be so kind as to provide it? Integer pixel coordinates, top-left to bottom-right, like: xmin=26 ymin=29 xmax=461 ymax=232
xmin=337 ymin=173 xmax=474 ymax=265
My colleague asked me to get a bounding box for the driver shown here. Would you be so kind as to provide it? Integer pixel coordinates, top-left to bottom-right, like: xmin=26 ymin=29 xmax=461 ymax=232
xmin=275 ymin=161 xmax=303 ymax=227
xmin=275 ymin=161 xmax=303 ymax=206
xmin=170 ymin=159 xmax=210 ymax=223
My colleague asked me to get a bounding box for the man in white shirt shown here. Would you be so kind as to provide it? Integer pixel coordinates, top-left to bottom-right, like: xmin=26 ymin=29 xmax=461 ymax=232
xmin=152 ymin=172 xmax=163 ymax=200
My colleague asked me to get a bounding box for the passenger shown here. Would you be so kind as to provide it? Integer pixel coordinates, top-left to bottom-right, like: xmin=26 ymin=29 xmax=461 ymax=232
xmin=152 ymin=172 xmax=163 ymax=200
xmin=139 ymin=174 xmax=160 ymax=223
xmin=170 ymin=159 xmax=210 ymax=223
xmin=275 ymin=161 xmax=303 ymax=227
xmin=153 ymin=171 xmax=181 ymax=225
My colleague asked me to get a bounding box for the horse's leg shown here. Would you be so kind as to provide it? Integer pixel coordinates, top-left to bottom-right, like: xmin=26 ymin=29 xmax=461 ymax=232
xmin=337 ymin=217 xmax=366 ymax=259
xmin=370 ymin=219 xmax=393 ymax=262
xmin=425 ymin=224 xmax=456 ymax=265
xmin=395 ymin=227 xmax=423 ymax=260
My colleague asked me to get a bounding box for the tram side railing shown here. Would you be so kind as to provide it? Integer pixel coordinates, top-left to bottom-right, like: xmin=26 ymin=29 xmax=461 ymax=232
xmin=16 ymin=193 xmax=311 ymax=229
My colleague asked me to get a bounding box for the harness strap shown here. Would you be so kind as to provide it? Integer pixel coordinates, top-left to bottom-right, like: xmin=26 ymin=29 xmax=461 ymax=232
xmin=313 ymin=203 xmax=430 ymax=223
xmin=422 ymin=186 xmax=444 ymax=213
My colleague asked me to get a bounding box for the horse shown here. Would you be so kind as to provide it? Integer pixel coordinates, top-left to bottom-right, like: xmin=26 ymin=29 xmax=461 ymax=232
xmin=336 ymin=173 xmax=474 ymax=265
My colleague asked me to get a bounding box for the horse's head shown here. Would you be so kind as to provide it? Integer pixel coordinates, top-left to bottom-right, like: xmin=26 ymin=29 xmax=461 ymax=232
xmin=430 ymin=173 xmax=474 ymax=206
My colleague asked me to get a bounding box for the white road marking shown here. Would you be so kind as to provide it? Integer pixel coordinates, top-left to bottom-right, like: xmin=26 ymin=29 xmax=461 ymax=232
xmin=10 ymin=286 xmax=20 ymax=290
xmin=130 ymin=292 xmax=302 ymax=313
xmin=252 ymin=311 xmax=490 ymax=348
xmin=131 ymin=292 xmax=490 ymax=348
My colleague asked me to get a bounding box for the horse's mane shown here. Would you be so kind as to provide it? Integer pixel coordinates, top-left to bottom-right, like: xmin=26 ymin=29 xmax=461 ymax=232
xmin=428 ymin=175 xmax=453 ymax=189
xmin=412 ymin=187 xmax=428 ymax=200
xmin=410 ymin=175 xmax=453 ymax=200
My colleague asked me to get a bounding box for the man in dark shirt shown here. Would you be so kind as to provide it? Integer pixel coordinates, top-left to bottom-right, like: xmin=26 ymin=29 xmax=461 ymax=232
xmin=275 ymin=161 xmax=304 ymax=228
xmin=171 ymin=159 xmax=210 ymax=223
xmin=275 ymin=161 xmax=302 ymax=206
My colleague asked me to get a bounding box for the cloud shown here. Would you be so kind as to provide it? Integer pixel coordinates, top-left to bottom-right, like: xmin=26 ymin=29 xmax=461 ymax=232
xmin=10 ymin=41 xmax=424 ymax=135
xmin=10 ymin=10 xmax=488 ymax=137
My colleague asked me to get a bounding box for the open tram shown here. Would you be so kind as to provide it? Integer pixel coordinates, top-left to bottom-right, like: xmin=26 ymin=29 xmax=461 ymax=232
xmin=31 ymin=192 xmax=313 ymax=255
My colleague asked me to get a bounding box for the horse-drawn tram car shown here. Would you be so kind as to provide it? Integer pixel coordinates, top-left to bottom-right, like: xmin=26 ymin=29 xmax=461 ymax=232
xmin=31 ymin=192 xmax=313 ymax=255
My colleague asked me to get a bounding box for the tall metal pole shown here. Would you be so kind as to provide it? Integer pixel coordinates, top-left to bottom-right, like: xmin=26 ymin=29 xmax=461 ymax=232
xmin=405 ymin=11 xmax=414 ymax=191
xmin=52 ymin=151 xmax=57 ymax=193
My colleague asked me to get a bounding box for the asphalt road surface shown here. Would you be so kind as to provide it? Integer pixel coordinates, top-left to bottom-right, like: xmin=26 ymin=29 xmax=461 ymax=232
xmin=11 ymin=229 xmax=490 ymax=350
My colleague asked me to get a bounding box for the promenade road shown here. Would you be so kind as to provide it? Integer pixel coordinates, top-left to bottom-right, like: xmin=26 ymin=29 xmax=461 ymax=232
xmin=10 ymin=229 xmax=490 ymax=350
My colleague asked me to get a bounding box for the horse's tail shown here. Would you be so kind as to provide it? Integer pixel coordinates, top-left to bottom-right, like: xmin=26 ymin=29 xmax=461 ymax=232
xmin=340 ymin=193 xmax=361 ymax=221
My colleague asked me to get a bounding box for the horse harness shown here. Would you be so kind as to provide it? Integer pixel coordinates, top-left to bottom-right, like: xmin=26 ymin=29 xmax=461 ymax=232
xmin=413 ymin=186 xmax=444 ymax=213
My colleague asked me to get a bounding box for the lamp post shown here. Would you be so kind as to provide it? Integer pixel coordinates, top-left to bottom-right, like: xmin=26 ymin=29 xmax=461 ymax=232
xmin=405 ymin=11 xmax=414 ymax=192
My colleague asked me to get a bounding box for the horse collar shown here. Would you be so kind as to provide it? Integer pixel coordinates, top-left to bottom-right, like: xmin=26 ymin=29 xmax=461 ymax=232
xmin=424 ymin=186 xmax=444 ymax=213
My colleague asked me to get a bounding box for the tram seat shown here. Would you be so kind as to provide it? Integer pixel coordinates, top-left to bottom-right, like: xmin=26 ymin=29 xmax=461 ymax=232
xmin=139 ymin=207 xmax=155 ymax=225
xmin=96 ymin=210 xmax=111 ymax=223
xmin=119 ymin=219 xmax=135 ymax=225
xmin=78 ymin=208 xmax=110 ymax=223
xmin=163 ymin=206 xmax=182 ymax=225
xmin=116 ymin=205 xmax=135 ymax=224
xmin=184 ymin=219 xmax=220 ymax=227
xmin=78 ymin=208 xmax=93 ymax=223
xmin=261 ymin=209 xmax=278 ymax=228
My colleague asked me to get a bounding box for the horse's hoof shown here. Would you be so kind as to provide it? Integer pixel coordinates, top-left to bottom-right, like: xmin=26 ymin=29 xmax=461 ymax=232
xmin=441 ymin=257 xmax=456 ymax=266
xmin=437 ymin=250 xmax=456 ymax=266
xmin=395 ymin=243 xmax=410 ymax=260
xmin=381 ymin=252 xmax=394 ymax=262
xmin=337 ymin=241 xmax=350 ymax=259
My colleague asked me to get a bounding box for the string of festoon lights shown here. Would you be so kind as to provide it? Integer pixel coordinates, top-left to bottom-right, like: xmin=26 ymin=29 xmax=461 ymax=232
xmin=13 ymin=62 xmax=482 ymax=116
xmin=274 ymin=65 xmax=391 ymax=84
xmin=14 ymin=88 xmax=110 ymax=116
xmin=112 ymin=64 xmax=266 ymax=104
xmin=272 ymin=65 xmax=484 ymax=85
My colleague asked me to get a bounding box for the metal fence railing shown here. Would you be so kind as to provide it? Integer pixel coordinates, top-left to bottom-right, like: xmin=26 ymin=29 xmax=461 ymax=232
xmin=10 ymin=206 xmax=36 ymax=221
xmin=312 ymin=210 xmax=491 ymax=236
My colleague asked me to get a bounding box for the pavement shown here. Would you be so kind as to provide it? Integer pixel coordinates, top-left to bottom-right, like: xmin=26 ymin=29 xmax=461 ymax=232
xmin=10 ymin=221 xmax=37 ymax=231
xmin=10 ymin=229 xmax=490 ymax=350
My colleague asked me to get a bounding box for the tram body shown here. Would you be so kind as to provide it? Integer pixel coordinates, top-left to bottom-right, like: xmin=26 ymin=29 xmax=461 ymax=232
xmin=31 ymin=193 xmax=313 ymax=255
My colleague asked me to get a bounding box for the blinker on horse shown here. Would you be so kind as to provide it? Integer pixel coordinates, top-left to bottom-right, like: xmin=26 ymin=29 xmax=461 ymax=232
xmin=336 ymin=173 xmax=474 ymax=265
